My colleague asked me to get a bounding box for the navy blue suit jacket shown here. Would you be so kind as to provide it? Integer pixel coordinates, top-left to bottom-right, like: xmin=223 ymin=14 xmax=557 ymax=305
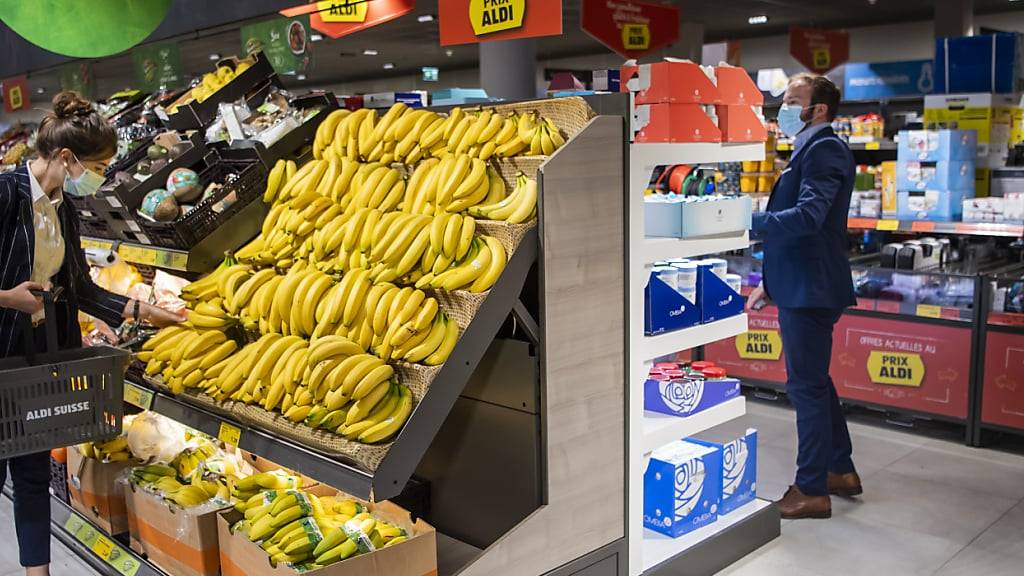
xmin=751 ymin=126 xmax=857 ymax=310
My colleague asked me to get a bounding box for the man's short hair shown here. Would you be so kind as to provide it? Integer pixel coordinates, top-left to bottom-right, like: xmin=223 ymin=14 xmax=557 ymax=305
xmin=789 ymin=73 xmax=841 ymax=121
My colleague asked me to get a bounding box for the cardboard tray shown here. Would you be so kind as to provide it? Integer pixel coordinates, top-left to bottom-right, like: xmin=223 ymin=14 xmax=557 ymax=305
xmin=164 ymin=51 xmax=281 ymax=131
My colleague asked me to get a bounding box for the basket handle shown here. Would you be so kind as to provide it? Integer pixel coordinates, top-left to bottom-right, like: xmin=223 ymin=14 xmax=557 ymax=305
xmin=22 ymin=289 xmax=60 ymax=362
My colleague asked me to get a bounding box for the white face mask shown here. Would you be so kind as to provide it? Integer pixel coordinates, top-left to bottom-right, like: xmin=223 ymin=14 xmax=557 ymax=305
xmin=63 ymin=154 xmax=105 ymax=197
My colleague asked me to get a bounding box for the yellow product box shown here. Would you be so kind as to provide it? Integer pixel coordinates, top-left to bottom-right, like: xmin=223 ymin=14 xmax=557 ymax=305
xmin=881 ymin=161 xmax=897 ymax=215
xmin=924 ymin=93 xmax=1017 ymax=166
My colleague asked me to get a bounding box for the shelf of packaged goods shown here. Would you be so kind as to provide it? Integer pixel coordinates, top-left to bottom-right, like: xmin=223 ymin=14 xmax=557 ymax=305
xmin=643 ymin=498 xmax=779 ymax=574
xmin=642 ymin=396 xmax=746 ymax=455
xmin=641 ymin=231 xmax=749 ymax=267
xmin=81 ymin=237 xmax=190 ymax=272
xmin=777 ymin=141 xmax=896 ymax=153
xmin=847 ymin=218 xmax=1024 ymax=238
xmin=631 ymin=142 xmax=766 ymax=171
xmin=642 ymin=314 xmax=749 ymax=361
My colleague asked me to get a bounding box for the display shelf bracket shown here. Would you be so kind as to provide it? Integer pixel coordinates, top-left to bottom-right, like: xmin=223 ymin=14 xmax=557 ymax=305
xmin=512 ymin=298 xmax=541 ymax=346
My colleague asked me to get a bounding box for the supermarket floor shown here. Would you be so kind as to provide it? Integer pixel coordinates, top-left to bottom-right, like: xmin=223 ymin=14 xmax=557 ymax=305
xmin=0 ymin=499 xmax=94 ymax=575
xmin=715 ymin=399 xmax=1024 ymax=576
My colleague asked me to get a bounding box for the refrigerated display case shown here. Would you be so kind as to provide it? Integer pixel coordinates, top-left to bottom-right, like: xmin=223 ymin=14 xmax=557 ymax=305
xmin=976 ymin=266 xmax=1024 ymax=439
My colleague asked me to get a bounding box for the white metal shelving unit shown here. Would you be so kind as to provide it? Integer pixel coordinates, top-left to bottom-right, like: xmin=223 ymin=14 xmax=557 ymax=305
xmin=627 ymin=140 xmax=777 ymax=575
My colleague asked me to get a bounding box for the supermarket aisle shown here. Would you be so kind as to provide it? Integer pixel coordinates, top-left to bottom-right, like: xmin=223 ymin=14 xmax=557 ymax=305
xmin=716 ymin=400 xmax=1024 ymax=576
xmin=0 ymin=498 xmax=96 ymax=575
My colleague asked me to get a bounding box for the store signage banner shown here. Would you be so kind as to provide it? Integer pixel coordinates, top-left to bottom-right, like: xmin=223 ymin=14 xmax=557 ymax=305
xmin=704 ymin=307 xmax=789 ymax=385
xmin=981 ymin=330 xmax=1024 ymax=430
xmin=842 ymin=60 xmax=934 ymax=101
xmin=580 ymin=0 xmax=679 ymax=59
xmin=58 ymin=62 xmax=96 ymax=100
xmin=3 ymin=75 xmax=30 ymax=113
xmin=241 ymin=15 xmax=313 ymax=75
xmin=790 ymin=26 xmax=849 ymax=74
xmin=133 ymin=42 xmax=183 ymax=93
xmin=280 ymin=1 xmax=416 ymax=39
xmin=438 ymin=0 xmax=562 ymax=46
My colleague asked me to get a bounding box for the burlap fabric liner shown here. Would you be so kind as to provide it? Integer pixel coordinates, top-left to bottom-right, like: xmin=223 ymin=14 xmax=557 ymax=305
xmin=491 ymin=96 xmax=595 ymax=141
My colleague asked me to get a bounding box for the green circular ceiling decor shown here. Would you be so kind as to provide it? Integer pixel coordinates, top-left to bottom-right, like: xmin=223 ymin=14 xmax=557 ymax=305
xmin=0 ymin=0 xmax=171 ymax=58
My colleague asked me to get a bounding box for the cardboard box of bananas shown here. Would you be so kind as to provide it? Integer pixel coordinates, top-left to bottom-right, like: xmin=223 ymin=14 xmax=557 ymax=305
xmin=126 ymin=438 xmax=249 ymax=510
xmin=222 ymin=478 xmax=435 ymax=574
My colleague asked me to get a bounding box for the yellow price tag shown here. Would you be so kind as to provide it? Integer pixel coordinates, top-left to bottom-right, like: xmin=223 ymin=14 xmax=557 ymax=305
xmin=777 ymin=143 xmax=792 ymax=151
xmin=118 ymin=245 xmax=157 ymax=267
xmin=80 ymin=238 xmax=111 ymax=251
xmin=218 ymin=422 xmax=242 ymax=447
xmin=123 ymin=382 xmax=154 ymax=410
xmin=865 ymin=141 xmax=881 ymax=150
xmin=735 ymin=330 xmax=783 ymax=360
xmin=916 ymin=304 xmax=942 ymax=319
xmin=875 ymin=219 xmax=900 ymax=231
xmin=92 ymin=535 xmax=115 ymax=560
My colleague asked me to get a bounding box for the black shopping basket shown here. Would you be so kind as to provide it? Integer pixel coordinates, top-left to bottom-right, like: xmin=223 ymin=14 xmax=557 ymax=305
xmin=0 ymin=290 xmax=129 ymax=459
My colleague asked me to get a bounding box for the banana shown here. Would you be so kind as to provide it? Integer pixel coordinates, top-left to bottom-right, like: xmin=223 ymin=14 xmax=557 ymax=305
xmin=452 ymin=158 xmax=487 ymax=200
xmin=264 ymin=160 xmax=287 ymax=203
xmin=350 ymin=364 xmax=394 ymax=401
xmin=341 ymin=269 xmax=372 ymax=326
xmin=469 ymin=235 xmax=507 ymax=292
xmin=229 ymin=268 xmax=277 ymax=314
xmin=455 ymin=215 xmax=476 ymax=260
xmin=359 ymin=385 xmax=413 ymax=443
xmin=441 ymin=214 xmax=462 ymax=258
xmin=198 ymin=339 xmax=238 ymax=370
xmin=477 ymin=110 xmax=504 ymax=144
xmin=308 ymin=336 xmax=363 ymax=366
xmin=507 ymin=175 xmax=538 ymax=224
xmin=143 ymin=325 xmax=185 ymax=351
xmin=188 ymin=311 xmax=233 ymax=329
xmin=342 ymin=385 xmax=398 ymax=438
xmin=344 ymin=380 xmax=392 ymax=427
xmin=425 ymin=314 xmax=460 ymax=365
xmin=429 ymin=212 xmax=449 ymax=256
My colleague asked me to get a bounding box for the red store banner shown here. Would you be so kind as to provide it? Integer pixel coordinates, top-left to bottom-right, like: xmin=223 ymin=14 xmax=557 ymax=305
xmin=704 ymin=306 xmax=789 ymax=385
xmin=981 ymin=330 xmax=1024 ymax=430
xmin=3 ymin=75 xmax=30 ymax=113
xmin=790 ymin=26 xmax=849 ymax=74
xmin=281 ymin=1 xmax=417 ymax=39
xmin=438 ymin=0 xmax=562 ymax=46
xmin=580 ymin=0 xmax=680 ymax=59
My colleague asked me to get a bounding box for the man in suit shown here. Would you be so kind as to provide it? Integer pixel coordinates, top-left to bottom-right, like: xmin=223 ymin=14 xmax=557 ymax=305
xmin=746 ymin=73 xmax=861 ymax=520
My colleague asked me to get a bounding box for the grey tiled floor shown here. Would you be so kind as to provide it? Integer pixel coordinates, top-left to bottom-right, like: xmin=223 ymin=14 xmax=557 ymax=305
xmin=715 ymin=400 xmax=1024 ymax=576
xmin=0 ymin=497 xmax=96 ymax=575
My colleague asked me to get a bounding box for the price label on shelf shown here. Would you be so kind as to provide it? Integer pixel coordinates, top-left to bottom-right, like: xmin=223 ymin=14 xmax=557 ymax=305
xmin=911 ymin=221 xmax=936 ymax=233
xmin=875 ymin=219 xmax=900 ymax=231
xmin=118 ymin=245 xmax=157 ymax=267
xmin=123 ymin=382 xmax=154 ymax=410
xmin=864 ymin=141 xmax=881 ymax=150
xmin=916 ymin=304 xmax=942 ymax=319
xmin=218 ymin=422 xmax=242 ymax=447
xmin=80 ymin=238 xmax=112 ymax=251
xmin=92 ymin=535 xmax=115 ymax=560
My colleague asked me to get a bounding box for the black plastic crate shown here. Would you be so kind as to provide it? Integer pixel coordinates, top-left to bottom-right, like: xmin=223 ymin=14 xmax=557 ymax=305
xmin=50 ymin=456 xmax=69 ymax=503
xmin=164 ymin=51 xmax=281 ymax=131
xmin=232 ymin=91 xmax=339 ymax=168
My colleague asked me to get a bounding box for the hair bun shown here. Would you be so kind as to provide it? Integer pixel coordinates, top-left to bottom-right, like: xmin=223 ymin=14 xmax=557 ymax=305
xmin=52 ymin=91 xmax=95 ymax=120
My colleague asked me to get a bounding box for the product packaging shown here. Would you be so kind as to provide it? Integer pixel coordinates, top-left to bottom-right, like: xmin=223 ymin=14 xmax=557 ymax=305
xmin=361 ymin=91 xmax=427 ymax=109
xmin=643 ymin=374 xmax=741 ymax=418
xmin=963 ymin=193 xmax=1024 ymax=223
xmin=934 ymin=32 xmax=1021 ymax=95
xmin=66 ymin=447 xmax=134 ymax=535
xmin=716 ymin=105 xmax=767 ymax=143
xmin=633 ymin=103 xmax=722 ymax=143
xmin=592 ymin=69 xmax=621 ymax=92
xmin=897 ymin=129 xmax=978 ymax=162
xmin=698 ymin=263 xmax=744 ymax=323
xmin=644 ymin=440 xmax=722 ymax=538
xmin=687 ymin=429 xmax=758 ymax=515
xmin=644 ymin=195 xmax=752 ymax=238
xmin=896 ymin=160 xmax=975 ymax=191
xmin=644 ymin=269 xmax=700 ymax=335
xmin=621 ymin=58 xmax=721 ymax=105
xmin=881 ymin=161 xmax=898 ymax=216
xmin=896 ymin=189 xmax=973 ymax=221
xmin=922 ymin=95 xmax=1013 ymax=166
xmin=217 ymin=493 xmax=436 ymax=576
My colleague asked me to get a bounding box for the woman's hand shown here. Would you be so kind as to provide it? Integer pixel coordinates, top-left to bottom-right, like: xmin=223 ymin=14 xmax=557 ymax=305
xmin=142 ymin=303 xmax=187 ymax=328
xmin=0 ymin=281 xmax=46 ymax=314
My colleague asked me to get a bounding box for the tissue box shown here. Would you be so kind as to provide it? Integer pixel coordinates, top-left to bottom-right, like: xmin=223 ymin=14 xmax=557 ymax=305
xmin=688 ymin=429 xmax=758 ymax=515
xmin=621 ymin=59 xmax=721 ymax=105
xmin=897 ymin=130 xmax=978 ymax=162
xmin=644 ymin=271 xmax=700 ymax=335
xmin=645 ymin=196 xmax=752 ymax=238
xmin=644 ymin=441 xmax=722 ymax=538
xmin=896 ymin=160 xmax=975 ymax=191
xmin=897 ymin=189 xmax=973 ymax=221
xmin=698 ymin=264 xmax=744 ymax=323
xmin=644 ymin=376 xmax=742 ymax=418
xmin=634 ymin=103 xmax=721 ymax=143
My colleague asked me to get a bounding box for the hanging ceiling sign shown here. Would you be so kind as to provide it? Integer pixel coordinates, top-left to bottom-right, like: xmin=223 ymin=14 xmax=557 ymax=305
xmin=241 ymin=16 xmax=313 ymax=75
xmin=438 ymin=0 xmax=562 ymax=46
xmin=0 ymin=0 xmax=170 ymax=58
xmin=59 ymin=62 xmax=96 ymax=100
xmin=280 ymin=1 xmax=416 ymax=39
xmin=790 ymin=26 xmax=850 ymax=74
xmin=842 ymin=60 xmax=934 ymax=101
xmin=580 ymin=0 xmax=680 ymax=59
xmin=2 ymin=76 xmax=30 ymax=113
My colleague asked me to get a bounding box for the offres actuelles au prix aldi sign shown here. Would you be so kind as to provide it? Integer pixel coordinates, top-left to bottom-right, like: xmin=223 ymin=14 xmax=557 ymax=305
xmin=439 ymin=0 xmax=562 ymax=46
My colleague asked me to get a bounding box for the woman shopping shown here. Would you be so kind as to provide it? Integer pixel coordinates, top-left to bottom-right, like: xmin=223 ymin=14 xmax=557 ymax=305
xmin=0 ymin=91 xmax=183 ymax=575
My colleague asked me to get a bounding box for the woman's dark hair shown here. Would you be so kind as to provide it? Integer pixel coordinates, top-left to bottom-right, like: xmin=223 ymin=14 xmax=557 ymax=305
xmin=35 ymin=91 xmax=117 ymax=161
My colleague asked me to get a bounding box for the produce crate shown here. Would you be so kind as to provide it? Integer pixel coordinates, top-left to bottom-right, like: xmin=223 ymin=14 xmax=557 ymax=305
xmin=104 ymin=133 xmax=157 ymax=179
xmin=136 ymin=148 xmax=268 ymax=249
xmin=231 ymin=91 xmax=339 ymax=168
xmin=164 ymin=52 xmax=280 ymax=131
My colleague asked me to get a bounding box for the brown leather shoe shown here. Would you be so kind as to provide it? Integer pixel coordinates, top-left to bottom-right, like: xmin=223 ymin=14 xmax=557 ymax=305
xmin=775 ymin=485 xmax=831 ymax=519
xmin=827 ymin=472 xmax=863 ymax=497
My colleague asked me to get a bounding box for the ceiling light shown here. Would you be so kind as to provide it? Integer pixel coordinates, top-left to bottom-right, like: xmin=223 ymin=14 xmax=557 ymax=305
xmin=208 ymin=53 xmax=221 ymax=61
xmin=445 ymin=49 xmax=454 ymax=57
xmin=417 ymin=14 xmax=435 ymax=23
xmin=296 ymin=74 xmax=307 ymax=81
xmin=748 ymin=15 xmax=768 ymax=25
xmin=383 ymin=63 xmax=395 ymax=70
xmin=363 ymin=49 xmax=379 ymax=56
xmin=310 ymin=33 xmax=323 ymax=42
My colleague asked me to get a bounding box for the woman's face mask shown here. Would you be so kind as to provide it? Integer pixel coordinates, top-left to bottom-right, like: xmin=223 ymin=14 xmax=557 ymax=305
xmin=63 ymin=153 xmax=105 ymax=197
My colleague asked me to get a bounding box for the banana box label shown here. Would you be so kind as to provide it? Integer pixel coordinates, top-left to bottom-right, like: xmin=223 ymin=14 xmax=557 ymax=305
xmin=867 ymin=351 xmax=925 ymax=387
xmin=470 ymin=0 xmax=526 ymax=36
xmin=736 ymin=329 xmax=782 ymax=361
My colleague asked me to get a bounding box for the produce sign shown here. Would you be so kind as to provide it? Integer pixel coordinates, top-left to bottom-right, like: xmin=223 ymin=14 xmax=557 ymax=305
xmin=790 ymin=26 xmax=849 ymax=74
xmin=981 ymin=330 xmax=1024 ymax=430
xmin=281 ymin=1 xmax=416 ymax=40
xmin=133 ymin=41 xmax=183 ymax=92
xmin=2 ymin=75 xmax=29 ymax=113
xmin=580 ymin=0 xmax=679 ymax=59
xmin=439 ymin=0 xmax=562 ymax=46
xmin=240 ymin=16 xmax=313 ymax=75
xmin=831 ymin=314 xmax=970 ymax=419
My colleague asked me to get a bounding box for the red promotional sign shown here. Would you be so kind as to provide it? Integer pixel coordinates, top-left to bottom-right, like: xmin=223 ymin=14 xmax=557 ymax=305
xmin=280 ymin=1 xmax=416 ymax=39
xmin=581 ymin=0 xmax=679 ymax=59
xmin=704 ymin=306 xmax=789 ymax=385
xmin=438 ymin=0 xmax=562 ymax=46
xmin=830 ymin=314 xmax=971 ymax=419
xmin=981 ymin=330 xmax=1024 ymax=430
xmin=3 ymin=75 xmax=30 ymax=113
xmin=789 ymin=26 xmax=849 ymax=74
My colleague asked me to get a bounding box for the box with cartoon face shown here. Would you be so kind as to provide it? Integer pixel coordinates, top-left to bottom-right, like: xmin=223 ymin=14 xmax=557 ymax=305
xmin=643 ymin=441 xmax=722 ymax=538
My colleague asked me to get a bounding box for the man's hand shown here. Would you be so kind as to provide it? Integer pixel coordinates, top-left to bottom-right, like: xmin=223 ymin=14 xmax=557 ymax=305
xmin=0 ymin=281 xmax=46 ymax=314
xmin=745 ymin=283 xmax=768 ymax=313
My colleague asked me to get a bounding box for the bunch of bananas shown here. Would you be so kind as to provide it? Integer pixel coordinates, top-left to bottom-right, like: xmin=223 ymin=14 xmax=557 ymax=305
xmin=170 ymin=439 xmax=217 ymax=481
xmin=467 ymin=171 xmax=538 ymax=223
xmin=168 ymin=60 xmax=253 ymax=111
xmin=129 ymin=462 xmax=231 ymax=508
xmin=397 ymin=155 xmax=511 ymax=216
xmin=78 ymin=435 xmax=132 ymax=463
xmin=231 ymin=470 xmax=302 ymax=505
xmin=235 ymin=489 xmax=408 ymax=569
xmin=139 ymin=323 xmax=239 ymax=395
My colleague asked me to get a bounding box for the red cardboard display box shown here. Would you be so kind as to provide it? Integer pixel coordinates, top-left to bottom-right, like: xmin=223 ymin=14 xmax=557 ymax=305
xmin=634 ymin=103 xmax=722 ymax=143
xmin=715 ymin=65 xmax=764 ymax=106
xmin=621 ymin=59 xmax=721 ymax=105
xmin=125 ymin=483 xmax=230 ymax=576
xmin=717 ymin=105 xmax=767 ymax=142
xmin=66 ymin=447 xmax=134 ymax=535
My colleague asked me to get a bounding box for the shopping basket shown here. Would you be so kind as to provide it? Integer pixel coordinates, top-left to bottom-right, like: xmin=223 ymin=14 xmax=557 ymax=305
xmin=0 ymin=290 xmax=129 ymax=459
